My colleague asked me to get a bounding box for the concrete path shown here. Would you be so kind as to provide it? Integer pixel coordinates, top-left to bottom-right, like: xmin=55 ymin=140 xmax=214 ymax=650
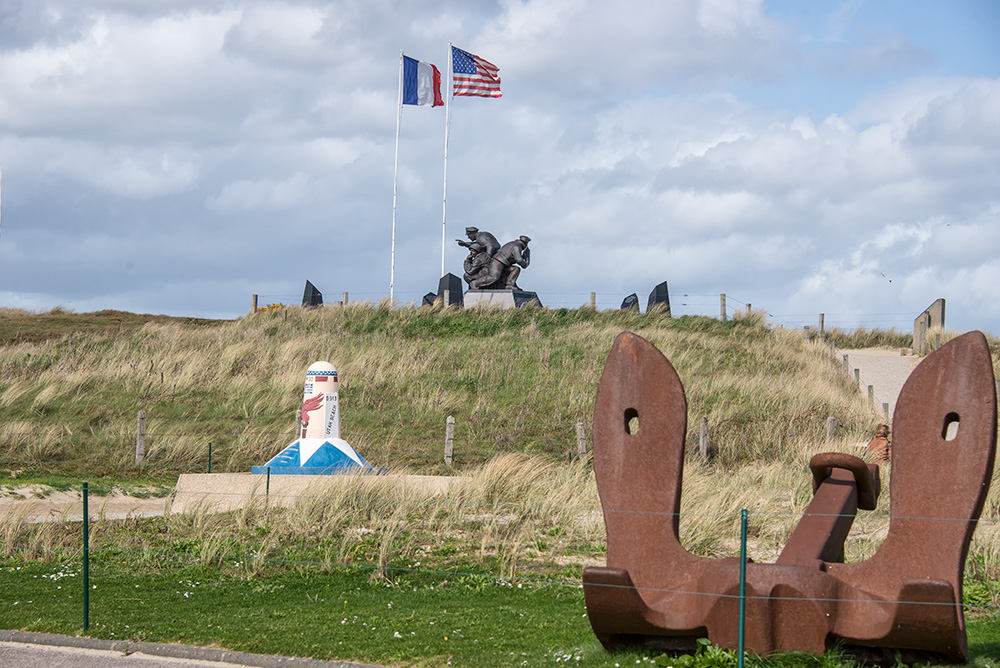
xmin=839 ymin=348 xmax=921 ymax=419
xmin=0 ymin=631 xmax=384 ymax=668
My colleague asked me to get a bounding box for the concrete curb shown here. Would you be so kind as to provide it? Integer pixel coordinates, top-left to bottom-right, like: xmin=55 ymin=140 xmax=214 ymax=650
xmin=0 ymin=630 xmax=387 ymax=668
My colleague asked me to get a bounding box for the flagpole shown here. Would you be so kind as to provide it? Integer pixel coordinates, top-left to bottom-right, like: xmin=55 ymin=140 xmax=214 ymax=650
xmin=441 ymin=42 xmax=453 ymax=279
xmin=390 ymin=51 xmax=404 ymax=304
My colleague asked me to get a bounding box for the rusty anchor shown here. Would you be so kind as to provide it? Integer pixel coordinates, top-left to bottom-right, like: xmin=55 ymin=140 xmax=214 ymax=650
xmin=582 ymin=331 xmax=997 ymax=664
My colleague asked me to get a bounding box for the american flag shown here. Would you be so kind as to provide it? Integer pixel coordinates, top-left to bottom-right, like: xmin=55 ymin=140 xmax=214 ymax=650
xmin=452 ymin=46 xmax=501 ymax=98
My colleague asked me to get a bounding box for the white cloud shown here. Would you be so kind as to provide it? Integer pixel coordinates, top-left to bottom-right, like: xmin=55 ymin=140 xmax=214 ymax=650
xmin=0 ymin=1 xmax=997 ymax=334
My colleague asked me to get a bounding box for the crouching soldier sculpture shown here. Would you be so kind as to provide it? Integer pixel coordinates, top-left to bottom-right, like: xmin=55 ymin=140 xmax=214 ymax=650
xmin=457 ymin=227 xmax=531 ymax=290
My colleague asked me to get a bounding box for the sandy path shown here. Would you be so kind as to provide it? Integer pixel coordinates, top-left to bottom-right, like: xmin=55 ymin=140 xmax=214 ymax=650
xmin=0 ymin=487 xmax=169 ymax=523
xmin=839 ymin=348 xmax=921 ymax=419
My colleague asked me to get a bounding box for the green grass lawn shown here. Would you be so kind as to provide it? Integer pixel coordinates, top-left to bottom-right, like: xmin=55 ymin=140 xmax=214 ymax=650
xmin=2 ymin=559 xmax=997 ymax=667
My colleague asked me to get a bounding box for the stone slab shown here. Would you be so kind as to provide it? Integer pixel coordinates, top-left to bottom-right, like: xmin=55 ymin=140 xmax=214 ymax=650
xmin=463 ymin=289 xmax=542 ymax=309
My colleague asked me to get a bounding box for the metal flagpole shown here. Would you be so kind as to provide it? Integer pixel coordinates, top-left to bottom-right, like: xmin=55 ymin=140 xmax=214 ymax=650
xmin=441 ymin=42 xmax=453 ymax=278
xmin=390 ymin=51 xmax=404 ymax=304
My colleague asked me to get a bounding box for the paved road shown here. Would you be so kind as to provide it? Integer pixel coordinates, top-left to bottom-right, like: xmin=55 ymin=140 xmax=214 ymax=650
xmin=0 ymin=632 xmax=385 ymax=668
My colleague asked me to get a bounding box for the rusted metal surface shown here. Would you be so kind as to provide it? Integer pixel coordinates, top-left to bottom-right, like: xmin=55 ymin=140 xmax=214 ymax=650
xmin=583 ymin=331 xmax=996 ymax=664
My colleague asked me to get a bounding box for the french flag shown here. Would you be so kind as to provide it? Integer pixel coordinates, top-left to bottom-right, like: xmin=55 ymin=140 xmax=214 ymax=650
xmin=402 ymin=55 xmax=443 ymax=107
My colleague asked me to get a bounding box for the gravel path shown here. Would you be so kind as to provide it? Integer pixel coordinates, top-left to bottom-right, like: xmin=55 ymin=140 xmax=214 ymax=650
xmin=839 ymin=348 xmax=921 ymax=419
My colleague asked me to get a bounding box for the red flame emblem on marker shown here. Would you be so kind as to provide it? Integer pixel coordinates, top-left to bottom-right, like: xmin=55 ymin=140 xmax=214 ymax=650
xmin=300 ymin=394 xmax=325 ymax=427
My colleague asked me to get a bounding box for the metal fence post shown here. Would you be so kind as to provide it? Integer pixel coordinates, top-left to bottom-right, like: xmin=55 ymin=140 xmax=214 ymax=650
xmin=83 ymin=481 xmax=90 ymax=631
xmin=738 ymin=508 xmax=748 ymax=668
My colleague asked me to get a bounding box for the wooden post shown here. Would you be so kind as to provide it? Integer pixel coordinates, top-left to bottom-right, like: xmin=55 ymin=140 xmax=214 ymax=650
xmin=829 ymin=341 xmax=835 ymax=357
xmin=251 ymin=294 xmax=258 ymax=313
xmin=935 ymin=334 xmax=941 ymax=350
xmin=868 ymin=385 xmax=874 ymax=404
xmin=444 ymin=416 xmax=455 ymax=467
xmin=746 ymin=303 xmax=751 ymax=315
xmin=343 ymin=291 xmax=349 ymax=306
xmin=135 ymin=410 xmax=146 ymax=465
xmin=819 ymin=313 xmax=825 ymax=335
xmin=576 ymin=422 xmax=587 ymax=458
xmin=826 ymin=416 xmax=836 ymax=442
xmin=590 ymin=292 xmax=596 ymax=309
xmin=843 ymin=354 xmax=849 ymax=375
xmin=883 ymin=402 xmax=890 ymax=418
xmin=699 ymin=417 xmax=708 ymax=460
xmin=720 ymin=294 xmax=727 ymax=321
xmin=854 ymin=368 xmax=860 ymax=385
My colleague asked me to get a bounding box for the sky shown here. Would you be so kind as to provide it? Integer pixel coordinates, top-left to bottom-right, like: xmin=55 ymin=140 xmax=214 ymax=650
xmin=0 ymin=0 xmax=998 ymax=333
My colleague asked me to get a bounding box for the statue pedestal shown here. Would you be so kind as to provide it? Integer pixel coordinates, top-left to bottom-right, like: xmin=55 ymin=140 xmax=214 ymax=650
xmin=464 ymin=289 xmax=542 ymax=309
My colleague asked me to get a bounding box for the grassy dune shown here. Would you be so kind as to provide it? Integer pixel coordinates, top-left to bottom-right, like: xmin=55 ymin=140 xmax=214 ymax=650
xmin=0 ymin=304 xmax=891 ymax=475
xmin=1 ymin=305 xmax=999 ymax=666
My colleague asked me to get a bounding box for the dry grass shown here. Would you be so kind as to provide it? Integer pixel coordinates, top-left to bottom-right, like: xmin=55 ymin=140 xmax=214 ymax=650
xmin=0 ymin=305 xmax=889 ymax=474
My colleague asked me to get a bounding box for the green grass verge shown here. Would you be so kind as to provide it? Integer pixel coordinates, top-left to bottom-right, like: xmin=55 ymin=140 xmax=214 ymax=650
xmin=1 ymin=559 xmax=997 ymax=667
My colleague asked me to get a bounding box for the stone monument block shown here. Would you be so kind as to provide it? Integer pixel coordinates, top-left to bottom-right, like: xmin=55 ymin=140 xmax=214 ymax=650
xmin=913 ymin=298 xmax=945 ymax=351
xmin=620 ymin=293 xmax=639 ymax=311
xmin=464 ymin=289 xmax=542 ymax=309
xmin=646 ymin=281 xmax=670 ymax=315
xmin=437 ymin=273 xmax=464 ymax=307
xmin=421 ymin=292 xmax=437 ymax=307
xmin=302 ymin=280 xmax=323 ymax=307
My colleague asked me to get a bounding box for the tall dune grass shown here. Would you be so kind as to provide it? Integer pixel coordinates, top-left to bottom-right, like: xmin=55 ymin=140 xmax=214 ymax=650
xmin=0 ymin=306 xmax=887 ymax=475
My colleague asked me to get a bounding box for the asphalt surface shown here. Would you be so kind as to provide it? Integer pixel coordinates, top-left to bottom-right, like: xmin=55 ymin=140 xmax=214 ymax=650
xmin=0 ymin=631 xmax=386 ymax=668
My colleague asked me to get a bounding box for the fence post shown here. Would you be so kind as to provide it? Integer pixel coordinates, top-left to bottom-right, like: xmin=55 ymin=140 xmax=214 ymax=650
xmin=883 ymin=402 xmax=890 ymax=418
xmin=746 ymin=303 xmax=751 ymax=315
xmin=251 ymin=294 xmax=258 ymax=313
xmin=826 ymin=416 xmax=836 ymax=442
xmin=699 ymin=418 xmax=708 ymax=459
xmin=343 ymin=291 xmax=349 ymax=306
xmin=82 ymin=481 xmax=89 ymax=631
xmin=868 ymin=385 xmax=874 ymax=404
xmin=738 ymin=508 xmax=748 ymax=668
xmin=444 ymin=416 xmax=455 ymax=467
xmin=819 ymin=313 xmax=825 ymax=336
xmin=843 ymin=354 xmax=849 ymax=375
xmin=207 ymin=442 xmax=212 ymax=474
xmin=854 ymin=368 xmax=860 ymax=386
xmin=576 ymin=422 xmax=587 ymax=458
xmin=720 ymin=294 xmax=727 ymax=322
xmin=135 ymin=410 xmax=146 ymax=465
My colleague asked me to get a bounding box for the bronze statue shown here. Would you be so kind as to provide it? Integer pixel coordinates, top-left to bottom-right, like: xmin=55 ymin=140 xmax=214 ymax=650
xmin=456 ymin=228 xmax=531 ymax=290
xmin=458 ymin=226 xmax=500 ymax=285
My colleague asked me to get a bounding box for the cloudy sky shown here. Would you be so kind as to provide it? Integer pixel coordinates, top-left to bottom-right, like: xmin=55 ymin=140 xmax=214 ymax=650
xmin=1 ymin=0 xmax=998 ymax=333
